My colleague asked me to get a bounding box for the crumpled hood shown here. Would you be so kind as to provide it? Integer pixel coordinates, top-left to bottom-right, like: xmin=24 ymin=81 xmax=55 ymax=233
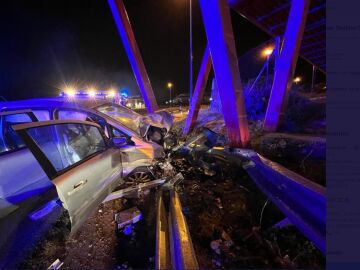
xmin=139 ymin=111 xmax=173 ymax=137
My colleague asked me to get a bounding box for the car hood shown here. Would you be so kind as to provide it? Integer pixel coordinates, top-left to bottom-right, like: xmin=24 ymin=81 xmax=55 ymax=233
xmin=139 ymin=111 xmax=173 ymax=137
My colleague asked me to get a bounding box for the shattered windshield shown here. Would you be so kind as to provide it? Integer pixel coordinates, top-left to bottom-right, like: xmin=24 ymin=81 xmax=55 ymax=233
xmin=95 ymin=104 xmax=141 ymax=134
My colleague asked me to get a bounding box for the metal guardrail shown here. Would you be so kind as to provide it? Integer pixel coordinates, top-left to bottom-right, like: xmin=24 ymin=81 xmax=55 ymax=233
xmin=155 ymin=189 xmax=199 ymax=270
xmin=226 ymin=148 xmax=326 ymax=254
xmin=155 ymin=191 xmax=171 ymax=270
xmin=103 ymin=177 xmax=198 ymax=269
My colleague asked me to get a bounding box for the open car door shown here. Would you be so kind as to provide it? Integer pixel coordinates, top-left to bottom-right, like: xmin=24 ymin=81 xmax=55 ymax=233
xmin=13 ymin=120 xmax=123 ymax=232
xmin=0 ymin=110 xmax=38 ymax=152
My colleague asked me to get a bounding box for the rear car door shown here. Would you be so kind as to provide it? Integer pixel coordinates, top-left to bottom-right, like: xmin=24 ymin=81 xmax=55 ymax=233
xmin=13 ymin=120 xmax=123 ymax=232
xmin=0 ymin=110 xmax=38 ymax=153
xmin=0 ymin=110 xmax=49 ymax=205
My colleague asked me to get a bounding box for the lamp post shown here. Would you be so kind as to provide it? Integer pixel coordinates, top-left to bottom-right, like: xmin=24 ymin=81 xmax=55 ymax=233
xmin=311 ymin=65 xmax=316 ymax=92
xmin=262 ymin=47 xmax=274 ymax=90
xmin=167 ymin=82 xmax=173 ymax=107
xmin=189 ymin=0 xmax=193 ymax=104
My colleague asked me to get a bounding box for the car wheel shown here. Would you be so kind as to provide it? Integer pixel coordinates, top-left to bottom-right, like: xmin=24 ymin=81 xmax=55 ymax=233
xmin=124 ymin=171 xmax=154 ymax=187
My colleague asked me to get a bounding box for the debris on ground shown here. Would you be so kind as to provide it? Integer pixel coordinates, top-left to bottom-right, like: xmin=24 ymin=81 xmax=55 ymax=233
xmin=20 ymin=192 xmax=157 ymax=269
xmin=103 ymin=179 xmax=166 ymax=202
xmin=115 ymin=207 xmax=142 ymax=230
xmin=163 ymin=129 xmax=324 ymax=269
xmin=164 ymin=172 xmax=184 ymax=187
xmin=47 ymin=259 xmax=63 ymax=270
xmin=19 ymin=100 xmax=325 ymax=269
xmin=156 ymin=160 xmax=177 ymax=177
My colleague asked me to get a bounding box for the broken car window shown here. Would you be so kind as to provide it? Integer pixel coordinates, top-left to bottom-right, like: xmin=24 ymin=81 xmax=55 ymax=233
xmin=0 ymin=113 xmax=33 ymax=154
xmin=96 ymin=104 xmax=140 ymax=134
xmin=26 ymin=123 xmax=107 ymax=173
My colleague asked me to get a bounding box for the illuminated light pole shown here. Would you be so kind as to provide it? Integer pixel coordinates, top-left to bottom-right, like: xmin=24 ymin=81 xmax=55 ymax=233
xmin=311 ymin=65 xmax=316 ymax=92
xmin=262 ymin=47 xmax=274 ymax=90
xmin=189 ymin=0 xmax=193 ymax=104
xmin=167 ymin=82 xmax=173 ymax=107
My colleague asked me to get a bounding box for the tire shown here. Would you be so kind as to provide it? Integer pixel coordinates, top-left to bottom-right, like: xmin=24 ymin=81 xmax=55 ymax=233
xmin=124 ymin=169 xmax=155 ymax=187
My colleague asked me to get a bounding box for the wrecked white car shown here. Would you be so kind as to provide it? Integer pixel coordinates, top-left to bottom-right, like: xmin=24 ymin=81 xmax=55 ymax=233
xmin=0 ymin=98 xmax=170 ymax=182
xmin=0 ymin=114 xmax=123 ymax=266
xmin=0 ymin=98 xmax=172 ymax=267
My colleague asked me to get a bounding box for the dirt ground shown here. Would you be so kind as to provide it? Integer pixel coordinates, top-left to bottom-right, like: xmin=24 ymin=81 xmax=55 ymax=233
xmin=19 ymin=157 xmax=325 ymax=269
xmin=20 ymin=193 xmax=157 ymax=269
xmin=19 ymin=111 xmax=325 ymax=269
xmin=172 ymin=157 xmax=325 ymax=269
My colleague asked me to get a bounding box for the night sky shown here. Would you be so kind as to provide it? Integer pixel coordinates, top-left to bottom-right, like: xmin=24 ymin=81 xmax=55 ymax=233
xmin=0 ymin=0 xmax=320 ymax=103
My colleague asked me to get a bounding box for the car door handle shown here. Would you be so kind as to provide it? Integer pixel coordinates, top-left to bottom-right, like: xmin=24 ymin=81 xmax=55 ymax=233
xmin=73 ymin=180 xmax=87 ymax=189
xmin=67 ymin=180 xmax=87 ymax=196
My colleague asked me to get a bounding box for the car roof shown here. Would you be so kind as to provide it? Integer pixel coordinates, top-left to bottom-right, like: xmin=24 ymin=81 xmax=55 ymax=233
xmin=0 ymin=97 xmax=110 ymax=111
xmin=0 ymin=97 xmax=144 ymax=138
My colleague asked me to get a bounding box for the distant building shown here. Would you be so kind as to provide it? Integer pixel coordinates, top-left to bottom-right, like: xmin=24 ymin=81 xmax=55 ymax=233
xmin=172 ymin=94 xmax=190 ymax=105
xmin=172 ymin=93 xmax=211 ymax=105
xmin=124 ymin=95 xmax=145 ymax=109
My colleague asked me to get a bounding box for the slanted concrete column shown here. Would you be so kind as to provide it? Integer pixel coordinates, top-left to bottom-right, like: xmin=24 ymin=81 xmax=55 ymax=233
xmin=108 ymin=0 xmax=159 ymax=113
xmin=183 ymin=46 xmax=212 ymax=135
xmin=199 ymin=0 xmax=250 ymax=148
xmin=263 ymin=0 xmax=311 ymax=131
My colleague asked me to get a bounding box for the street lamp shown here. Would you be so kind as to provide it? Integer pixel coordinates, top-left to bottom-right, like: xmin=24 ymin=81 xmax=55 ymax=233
xmin=167 ymin=82 xmax=173 ymax=107
xmin=294 ymin=76 xmax=302 ymax=84
xmin=189 ymin=0 xmax=193 ymax=103
xmin=262 ymin=48 xmax=274 ymax=58
xmin=262 ymin=47 xmax=274 ymax=90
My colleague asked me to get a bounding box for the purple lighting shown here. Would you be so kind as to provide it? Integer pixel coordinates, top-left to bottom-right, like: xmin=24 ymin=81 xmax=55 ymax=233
xmin=108 ymin=0 xmax=158 ymax=113
xmin=29 ymin=199 xmax=59 ymax=220
xmin=199 ymin=0 xmax=250 ymax=147
xmin=264 ymin=0 xmax=311 ymax=131
xmin=183 ymin=45 xmax=212 ymax=135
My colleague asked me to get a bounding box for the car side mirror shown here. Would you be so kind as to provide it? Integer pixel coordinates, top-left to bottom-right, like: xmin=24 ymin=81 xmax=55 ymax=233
xmin=112 ymin=137 xmax=128 ymax=147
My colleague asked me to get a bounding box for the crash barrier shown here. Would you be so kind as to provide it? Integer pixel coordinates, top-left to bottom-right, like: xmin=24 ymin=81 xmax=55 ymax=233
xmin=155 ymin=192 xmax=171 ymax=270
xmin=155 ymin=189 xmax=199 ymax=270
xmin=224 ymin=148 xmax=326 ymax=254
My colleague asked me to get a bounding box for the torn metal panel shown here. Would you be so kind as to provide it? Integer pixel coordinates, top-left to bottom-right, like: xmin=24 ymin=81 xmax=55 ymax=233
xmin=164 ymin=173 xmax=184 ymax=187
xmin=115 ymin=207 xmax=142 ymax=229
xmin=140 ymin=111 xmax=174 ymax=138
xmin=103 ymin=179 xmax=166 ymax=203
xmin=48 ymin=259 xmax=63 ymax=270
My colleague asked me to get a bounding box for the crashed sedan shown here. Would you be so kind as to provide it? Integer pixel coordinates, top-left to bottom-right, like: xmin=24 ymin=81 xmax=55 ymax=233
xmin=0 ymin=116 xmax=120 ymax=266
xmin=0 ymin=98 xmax=172 ymax=182
xmin=0 ymin=99 xmax=172 ymax=267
